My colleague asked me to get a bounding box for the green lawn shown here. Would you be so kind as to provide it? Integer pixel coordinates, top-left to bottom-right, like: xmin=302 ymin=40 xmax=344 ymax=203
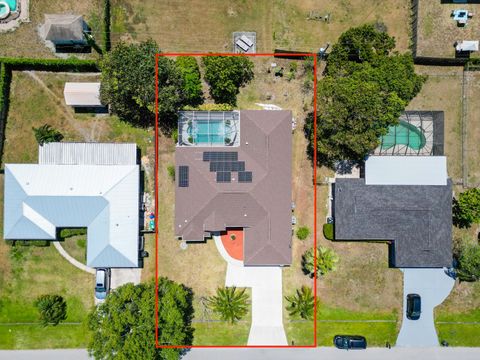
xmin=0 ymin=323 xmax=89 ymax=349
xmin=435 ymin=308 xmax=480 ymax=346
xmin=192 ymin=322 xmax=250 ymax=346
xmin=285 ymin=304 xmax=399 ymax=346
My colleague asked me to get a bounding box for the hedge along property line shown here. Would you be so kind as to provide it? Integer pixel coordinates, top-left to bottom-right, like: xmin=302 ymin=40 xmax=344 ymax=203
xmin=0 ymin=62 xmax=12 ymax=168
xmin=0 ymin=58 xmax=99 ymax=72
xmin=0 ymin=57 xmax=100 ymax=167
xmin=103 ymin=0 xmax=111 ymax=52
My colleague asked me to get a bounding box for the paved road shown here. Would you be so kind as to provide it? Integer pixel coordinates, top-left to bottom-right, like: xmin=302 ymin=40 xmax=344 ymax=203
xmin=396 ymin=268 xmax=455 ymax=347
xmin=214 ymin=236 xmax=287 ymax=345
xmin=3 ymin=347 xmax=480 ymax=360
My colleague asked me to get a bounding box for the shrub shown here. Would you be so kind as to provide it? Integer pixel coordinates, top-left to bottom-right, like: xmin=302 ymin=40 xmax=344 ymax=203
xmin=0 ymin=63 xmax=12 ymax=167
xmin=176 ymin=56 xmax=203 ymax=106
xmin=302 ymin=246 xmax=339 ymax=278
xmin=453 ymin=188 xmax=480 ymax=229
xmin=34 ymin=294 xmax=67 ymax=326
xmin=59 ymin=228 xmax=87 ymax=238
xmin=207 ymin=287 xmax=249 ymax=324
xmin=323 ymin=223 xmax=334 ymax=240
xmin=32 ymin=124 xmax=63 ymax=145
xmin=457 ymin=243 xmax=480 ymax=281
xmin=167 ymin=165 xmax=175 ymax=181
xmin=171 ymin=128 xmax=178 ymax=143
xmin=285 ymin=286 xmax=315 ymax=320
xmin=296 ymin=226 xmax=310 ymax=240
xmin=183 ymin=103 xmax=234 ymax=111
xmin=77 ymin=238 xmax=87 ymax=249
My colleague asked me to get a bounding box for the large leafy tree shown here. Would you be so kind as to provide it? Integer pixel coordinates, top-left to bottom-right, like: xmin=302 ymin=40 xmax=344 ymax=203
xmin=88 ymin=278 xmax=193 ymax=360
xmin=453 ymin=188 xmax=480 ymax=228
xmin=202 ymin=56 xmax=254 ymax=105
xmin=100 ymin=40 xmax=184 ymax=129
xmin=285 ymin=286 xmax=316 ymax=320
xmin=313 ymin=24 xmax=425 ymax=167
xmin=34 ymin=294 xmax=67 ymax=326
xmin=302 ymin=246 xmax=339 ymax=278
xmin=457 ymin=243 xmax=480 ymax=281
xmin=207 ymin=286 xmax=249 ymax=324
xmin=176 ymin=56 xmax=203 ymax=106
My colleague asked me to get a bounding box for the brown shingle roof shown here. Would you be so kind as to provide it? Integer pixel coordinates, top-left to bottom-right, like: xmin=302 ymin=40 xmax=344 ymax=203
xmin=175 ymin=110 xmax=292 ymax=266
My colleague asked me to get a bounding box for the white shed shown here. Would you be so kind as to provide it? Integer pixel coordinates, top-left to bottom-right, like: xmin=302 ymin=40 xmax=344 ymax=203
xmin=64 ymin=82 xmax=103 ymax=107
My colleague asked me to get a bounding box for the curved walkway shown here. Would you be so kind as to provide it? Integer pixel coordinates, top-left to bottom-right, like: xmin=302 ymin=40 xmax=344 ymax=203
xmin=396 ymin=268 xmax=455 ymax=347
xmin=213 ymin=236 xmax=287 ymax=346
xmin=53 ymin=241 xmax=95 ymax=274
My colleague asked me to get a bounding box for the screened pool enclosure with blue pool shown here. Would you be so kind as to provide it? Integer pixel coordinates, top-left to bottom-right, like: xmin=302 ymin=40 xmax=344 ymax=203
xmin=178 ymin=111 xmax=240 ymax=147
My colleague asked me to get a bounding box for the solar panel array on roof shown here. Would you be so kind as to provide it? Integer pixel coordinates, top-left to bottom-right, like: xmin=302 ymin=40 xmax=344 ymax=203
xmin=210 ymin=161 xmax=245 ymax=172
xmin=216 ymin=172 xmax=231 ymax=183
xmin=178 ymin=166 xmax=189 ymax=187
xmin=238 ymin=171 xmax=253 ymax=183
xmin=203 ymin=152 xmax=238 ymax=162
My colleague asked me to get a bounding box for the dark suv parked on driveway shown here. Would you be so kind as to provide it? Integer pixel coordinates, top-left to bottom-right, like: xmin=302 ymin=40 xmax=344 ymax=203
xmin=406 ymin=293 xmax=421 ymax=320
xmin=334 ymin=335 xmax=367 ymax=350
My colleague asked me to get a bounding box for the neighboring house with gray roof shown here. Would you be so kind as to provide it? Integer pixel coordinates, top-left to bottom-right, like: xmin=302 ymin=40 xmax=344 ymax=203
xmin=334 ymin=156 xmax=452 ymax=268
xmin=175 ymin=110 xmax=292 ymax=266
xmin=40 ymin=14 xmax=88 ymax=49
xmin=3 ymin=143 xmax=140 ymax=268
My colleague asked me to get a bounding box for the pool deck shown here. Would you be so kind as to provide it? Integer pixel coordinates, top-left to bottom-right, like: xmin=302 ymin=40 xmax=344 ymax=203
xmin=0 ymin=0 xmax=29 ymax=32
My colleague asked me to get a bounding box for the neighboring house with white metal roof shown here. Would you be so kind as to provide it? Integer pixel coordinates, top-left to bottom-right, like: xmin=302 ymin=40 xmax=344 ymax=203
xmin=3 ymin=143 xmax=140 ymax=268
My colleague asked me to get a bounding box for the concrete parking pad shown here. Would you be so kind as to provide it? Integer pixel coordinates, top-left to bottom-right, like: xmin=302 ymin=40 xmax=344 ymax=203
xmin=396 ymin=269 xmax=454 ymax=347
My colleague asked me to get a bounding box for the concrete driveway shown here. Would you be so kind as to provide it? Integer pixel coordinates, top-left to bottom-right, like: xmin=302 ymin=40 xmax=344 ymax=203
xmin=396 ymin=269 xmax=454 ymax=347
xmin=214 ymin=236 xmax=288 ymax=345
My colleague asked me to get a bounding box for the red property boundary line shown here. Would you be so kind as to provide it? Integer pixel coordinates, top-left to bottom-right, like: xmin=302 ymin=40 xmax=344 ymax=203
xmin=155 ymin=52 xmax=318 ymax=349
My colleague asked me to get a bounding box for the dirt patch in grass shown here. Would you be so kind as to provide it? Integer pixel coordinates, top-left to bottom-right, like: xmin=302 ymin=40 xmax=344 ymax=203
xmin=416 ymin=0 xmax=480 ymax=58
xmin=407 ymin=66 xmax=464 ymax=180
xmin=61 ymin=236 xmax=87 ymax=264
xmin=0 ymin=0 xmax=103 ymax=59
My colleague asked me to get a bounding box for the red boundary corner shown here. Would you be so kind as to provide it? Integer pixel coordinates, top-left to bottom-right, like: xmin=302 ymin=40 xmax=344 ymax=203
xmin=155 ymin=52 xmax=318 ymax=349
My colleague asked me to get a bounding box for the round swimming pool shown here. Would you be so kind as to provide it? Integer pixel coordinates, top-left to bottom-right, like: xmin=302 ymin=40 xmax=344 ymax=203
xmin=381 ymin=120 xmax=426 ymax=151
xmin=0 ymin=2 xmax=11 ymax=20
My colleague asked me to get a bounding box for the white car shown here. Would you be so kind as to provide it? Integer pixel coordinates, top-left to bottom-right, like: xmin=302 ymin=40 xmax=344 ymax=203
xmin=95 ymin=268 xmax=110 ymax=300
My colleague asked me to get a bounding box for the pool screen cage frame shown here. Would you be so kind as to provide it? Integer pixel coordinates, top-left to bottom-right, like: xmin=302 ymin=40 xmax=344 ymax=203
xmin=177 ymin=110 xmax=240 ymax=147
xmin=375 ymin=111 xmax=444 ymax=156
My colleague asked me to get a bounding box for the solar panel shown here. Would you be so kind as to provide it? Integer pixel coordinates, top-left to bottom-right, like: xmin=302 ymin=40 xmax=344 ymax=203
xmin=178 ymin=166 xmax=189 ymax=187
xmin=216 ymin=172 xmax=231 ymax=183
xmin=238 ymin=171 xmax=253 ymax=183
xmin=203 ymin=152 xmax=238 ymax=162
xmin=232 ymin=161 xmax=245 ymax=172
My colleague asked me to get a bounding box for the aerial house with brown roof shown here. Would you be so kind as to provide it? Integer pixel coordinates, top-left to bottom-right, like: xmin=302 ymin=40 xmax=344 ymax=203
xmin=175 ymin=110 xmax=292 ymax=266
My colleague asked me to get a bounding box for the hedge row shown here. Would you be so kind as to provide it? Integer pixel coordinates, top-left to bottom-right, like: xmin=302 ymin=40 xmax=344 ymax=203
xmin=59 ymin=228 xmax=87 ymax=238
xmin=103 ymin=0 xmax=111 ymax=52
xmin=0 ymin=62 xmax=12 ymax=167
xmin=0 ymin=57 xmax=99 ymax=72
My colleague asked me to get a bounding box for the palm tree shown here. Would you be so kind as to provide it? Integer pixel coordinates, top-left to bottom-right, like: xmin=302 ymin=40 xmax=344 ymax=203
xmin=32 ymin=124 xmax=64 ymax=146
xmin=302 ymin=246 xmax=339 ymax=278
xmin=207 ymin=287 xmax=249 ymax=324
xmin=285 ymin=286 xmax=315 ymax=320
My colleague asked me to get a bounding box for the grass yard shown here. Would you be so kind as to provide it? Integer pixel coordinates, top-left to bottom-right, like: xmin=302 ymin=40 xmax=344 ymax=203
xmin=192 ymin=322 xmax=250 ymax=346
xmin=108 ymin=0 xmax=410 ymax=53
xmin=0 ymin=70 xmax=155 ymax=349
xmin=0 ymin=323 xmax=90 ymax=349
xmin=0 ymin=0 xmax=104 ymax=59
xmin=464 ymin=70 xmax=480 ymax=186
xmin=416 ymin=0 xmax=480 ymax=58
xmin=407 ymin=66 xmax=464 ymax=181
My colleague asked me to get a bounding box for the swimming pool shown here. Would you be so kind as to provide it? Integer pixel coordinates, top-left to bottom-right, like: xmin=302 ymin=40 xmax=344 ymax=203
xmin=381 ymin=121 xmax=426 ymax=151
xmin=188 ymin=120 xmax=226 ymax=145
xmin=0 ymin=0 xmax=17 ymax=18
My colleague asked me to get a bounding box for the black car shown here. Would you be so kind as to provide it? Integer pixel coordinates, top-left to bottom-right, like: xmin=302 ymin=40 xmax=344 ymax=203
xmin=406 ymin=293 xmax=421 ymax=320
xmin=334 ymin=335 xmax=367 ymax=350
